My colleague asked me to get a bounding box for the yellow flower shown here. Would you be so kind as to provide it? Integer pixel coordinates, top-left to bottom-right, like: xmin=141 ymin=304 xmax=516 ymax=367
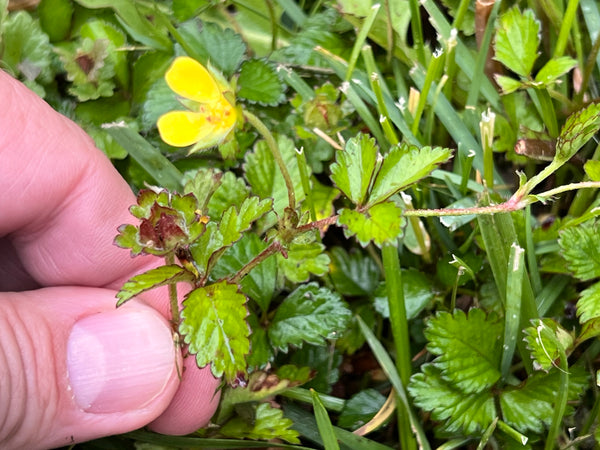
xmin=157 ymin=56 xmax=237 ymax=150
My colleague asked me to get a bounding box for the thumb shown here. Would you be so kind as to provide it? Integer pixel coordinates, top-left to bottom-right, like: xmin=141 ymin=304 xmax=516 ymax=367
xmin=0 ymin=287 xmax=181 ymax=449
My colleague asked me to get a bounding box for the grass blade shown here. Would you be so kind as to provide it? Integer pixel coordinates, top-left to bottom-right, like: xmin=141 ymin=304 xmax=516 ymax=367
xmin=311 ymin=389 xmax=340 ymax=450
xmin=502 ymin=243 xmax=524 ymax=379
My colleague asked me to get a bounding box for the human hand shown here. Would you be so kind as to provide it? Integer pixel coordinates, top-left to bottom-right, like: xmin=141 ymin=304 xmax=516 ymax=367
xmin=0 ymin=71 xmax=221 ymax=449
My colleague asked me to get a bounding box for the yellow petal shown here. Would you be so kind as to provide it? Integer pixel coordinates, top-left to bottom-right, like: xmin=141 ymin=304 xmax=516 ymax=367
xmin=165 ymin=56 xmax=221 ymax=103
xmin=157 ymin=111 xmax=212 ymax=147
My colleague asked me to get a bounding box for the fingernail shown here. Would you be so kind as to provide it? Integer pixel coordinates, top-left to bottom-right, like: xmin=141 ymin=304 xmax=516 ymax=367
xmin=67 ymin=306 xmax=176 ymax=413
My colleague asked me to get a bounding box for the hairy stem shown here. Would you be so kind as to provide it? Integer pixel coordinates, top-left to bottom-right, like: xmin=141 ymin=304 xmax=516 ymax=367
xmin=229 ymin=241 xmax=283 ymax=285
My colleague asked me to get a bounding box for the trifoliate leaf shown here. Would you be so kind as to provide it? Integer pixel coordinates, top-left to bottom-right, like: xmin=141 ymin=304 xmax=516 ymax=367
xmin=495 ymin=75 xmax=524 ymax=94
xmin=493 ymin=7 xmax=540 ymax=77
xmin=328 ymin=246 xmax=380 ymax=296
xmin=425 ymin=309 xmax=503 ymax=393
xmin=338 ymin=202 xmax=406 ymax=248
xmin=180 ymin=281 xmax=250 ymax=384
xmin=116 ymin=265 xmax=195 ymax=306
xmin=368 ymin=144 xmax=451 ymax=206
xmin=408 ymin=363 xmax=496 ymax=435
xmin=499 ymin=365 xmax=589 ymax=433
xmin=219 ymin=196 xmax=272 ymax=247
xmin=555 ymin=102 xmax=600 ymax=161
xmin=2 ymin=11 xmax=53 ymax=93
xmin=338 ymin=389 xmax=387 ymax=430
xmin=278 ymin=241 xmax=330 ymax=283
xmin=177 ymin=20 xmax=246 ymax=77
xmin=244 ymin=134 xmax=306 ymax=222
xmin=576 ymin=281 xmax=600 ymax=323
xmin=211 ymin=234 xmax=277 ymax=313
xmin=237 ymin=59 xmax=286 ymax=106
xmin=220 ymin=403 xmax=300 ymax=444
xmin=523 ymin=318 xmax=574 ymax=372
xmin=268 ymin=283 xmax=351 ymax=352
xmin=534 ymin=56 xmax=577 ymax=86
xmin=330 ymin=133 xmax=379 ymax=206
xmin=208 ymin=171 xmax=251 ymax=220
xmin=558 ymin=220 xmax=600 ymax=281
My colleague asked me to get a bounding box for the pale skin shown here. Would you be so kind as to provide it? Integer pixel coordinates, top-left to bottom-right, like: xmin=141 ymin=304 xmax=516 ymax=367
xmin=0 ymin=71 xmax=220 ymax=449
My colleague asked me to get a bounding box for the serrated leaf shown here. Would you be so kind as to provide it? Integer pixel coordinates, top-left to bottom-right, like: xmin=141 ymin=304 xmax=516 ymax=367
xmin=493 ymin=7 xmax=540 ymax=77
xmin=278 ymin=241 xmax=330 ymax=283
xmin=114 ymin=223 xmax=144 ymax=255
xmin=558 ymin=220 xmax=600 ymax=281
xmin=116 ymin=265 xmax=195 ymax=306
xmin=425 ymin=309 xmax=503 ymax=393
xmin=244 ymin=134 xmax=306 ymax=221
xmin=289 ymin=344 xmax=343 ymax=393
xmin=408 ymin=363 xmax=496 ymax=435
xmin=556 ymin=102 xmax=600 ymax=161
xmin=219 ymin=196 xmax=272 ymax=247
xmin=494 ymin=74 xmax=524 ymax=94
xmin=237 ymin=59 xmax=286 ymax=106
xmin=211 ymin=234 xmax=277 ymax=313
xmin=523 ymin=318 xmax=574 ymax=371
xmin=177 ymin=20 xmax=246 ymax=77
xmin=338 ymin=202 xmax=405 ymax=248
xmin=208 ymin=172 xmax=251 ymax=220
xmin=180 ymin=281 xmax=250 ymax=384
xmin=140 ymin=78 xmax=182 ymax=131
xmin=368 ymin=144 xmax=451 ymax=206
xmin=338 ymin=389 xmax=386 ymax=430
xmin=328 ymin=246 xmax=380 ymax=296
xmin=189 ymin=222 xmax=223 ymax=277
xmin=220 ymin=403 xmax=300 ymax=444
xmin=576 ymin=281 xmax=600 ymax=323
xmin=80 ymin=20 xmax=128 ymax=87
xmin=534 ymin=56 xmax=577 ymax=85
xmin=183 ymin=167 xmax=223 ymax=213
xmin=329 ymin=133 xmax=379 ymax=206
xmin=499 ymin=365 xmax=589 ymax=433
xmin=268 ymin=283 xmax=351 ymax=352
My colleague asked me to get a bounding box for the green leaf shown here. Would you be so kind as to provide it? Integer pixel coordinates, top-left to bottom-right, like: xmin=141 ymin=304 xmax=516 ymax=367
xmin=408 ymin=363 xmax=496 ymax=435
xmin=584 ymin=160 xmax=600 ymax=181
xmin=373 ymin=268 xmax=436 ymax=320
xmin=140 ymin=77 xmax=182 ymax=131
xmin=493 ymin=7 xmax=540 ymax=77
xmin=208 ymin=171 xmax=251 ymax=220
xmin=244 ymin=134 xmax=306 ymax=221
xmin=425 ymin=309 xmax=503 ymax=393
xmin=183 ymin=167 xmax=223 ymax=213
xmin=523 ymin=318 xmax=574 ymax=372
xmin=337 ymin=389 xmax=386 ymax=430
xmin=132 ymin=50 xmax=172 ymax=105
xmin=328 ymin=246 xmax=380 ymax=296
xmin=289 ymin=344 xmax=343 ymax=393
xmin=494 ymin=75 xmax=524 ymax=94
xmin=338 ymin=202 xmax=406 ymax=248
xmin=576 ymin=281 xmax=600 ymax=323
xmin=499 ymin=365 xmax=589 ymax=433
xmin=534 ymin=56 xmax=577 ymax=86
xmin=220 ymin=403 xmax=300 ymax=444
xmin=368 ymin=144 xmax=451 ymax=206
xmin=2 ymin=11 xmax=53 ymax=93
xmin=219 ymin=196 xmax=272 ymax=247
xmin=177 ymin=20 xmax=246 ymax=77
xmin=311 ymin=390 xmax=340 ymax=450
xmin=329 ymin=133 xmax=379 ymax=206
xmin=38 ymin=0 xmax=74 ymax=42
xmin=172 ymin=0 xmax=208 ymax=21
xmin=268 ymin=283 xmax=352 ymax=352
xmin=237 ymin=58 xmax=286 ymax=106
xmin=80 ymin=19 xmax=128 ymax=88
xmin=337 ymin=303 xmax=376 ymax=354
xmin=278 ymin=241 xmax=330 ymax=283
xmin=246 ymin=313 xmax=273 ymax=369
xmin=558 ymin=220 xmax=600 ymax=281
xmin=116 ymin=265 xmax=195 ymax=306
xmin=180 ymin=281 xmax=250 ymax=384
xmin=212 ymin=234 xmax=277 ymax=313
xmin=555 ymin=102 xmax=600 ymax=161
xmin=189 ymin=222 xmax=223 ymax=278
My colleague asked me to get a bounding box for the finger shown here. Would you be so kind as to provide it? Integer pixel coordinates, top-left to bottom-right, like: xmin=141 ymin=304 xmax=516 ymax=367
xmin=0 ymin=287 xmax=181 ymax=449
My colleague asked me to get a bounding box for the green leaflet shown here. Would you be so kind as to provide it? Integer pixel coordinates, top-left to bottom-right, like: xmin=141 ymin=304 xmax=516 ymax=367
xmin=180 ymin=281 xmax=250 ymax=384
xmin=493 ymin=7 xmax=540 ymax=77
xmin=268 ymin=283 xmax=352 ymax=352
xmin=558 ymin=220 xmax=600 ymax=281
xmin=277 ymin=240 xmax=331 ymax=283
xmin=555 ymin=102 xmax=600 ymax=161
xmin=523 ymin=318 xmax=574 ymax=372
xmin=338 ymin=202 xmax=406 ymax=248
xmin=238 ymin=59 xmax=287 ymax=106
xmin=219 ymin=196 xmax=273 ymax=247
xmin=328 ymin=246 xmax=380 ymax=297
xmin=424 ymin=309 xmax=503 ymax=393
